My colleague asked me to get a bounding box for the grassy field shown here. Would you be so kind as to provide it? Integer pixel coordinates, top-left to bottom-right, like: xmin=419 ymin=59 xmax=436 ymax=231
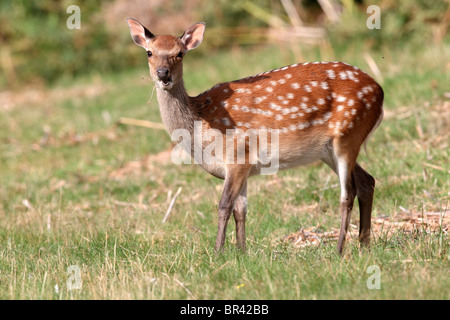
xmin=0 ymin=37 xmax=449 ymax=299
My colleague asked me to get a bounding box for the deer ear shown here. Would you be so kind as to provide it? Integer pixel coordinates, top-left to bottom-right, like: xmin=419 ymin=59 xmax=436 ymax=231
xmin=181 ymin=22 xmax=205 ymax=51
xmin=126 ymin=18 xmax=154 ymax=50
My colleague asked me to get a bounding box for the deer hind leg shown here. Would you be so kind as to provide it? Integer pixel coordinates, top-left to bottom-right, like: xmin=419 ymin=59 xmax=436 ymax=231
xmin=324 ymin=137 xmax=361 ymax=255
xmin=321 ymin=141 xmax=357 ymax=254
xmin=353 ymin=163 xmax=375 ymax=247
xmin=215 ymin=165 xmax=250 ymax=253
xmin=335 ymin=155 xmax=357 ymax=255
xmin=233 ymin=182 xmax=247 ymax=251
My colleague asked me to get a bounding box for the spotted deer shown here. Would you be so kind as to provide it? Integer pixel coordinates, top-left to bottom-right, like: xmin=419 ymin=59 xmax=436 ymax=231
xmin=126 ymin=18 xmax=384 ymax=254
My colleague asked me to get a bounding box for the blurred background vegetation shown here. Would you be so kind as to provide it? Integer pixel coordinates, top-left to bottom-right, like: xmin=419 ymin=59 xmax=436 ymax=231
xmin=0 ymin=0 xmax=448 ymax=88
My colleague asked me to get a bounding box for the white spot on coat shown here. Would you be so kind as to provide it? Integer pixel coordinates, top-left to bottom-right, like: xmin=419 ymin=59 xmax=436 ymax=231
xmin=326 ymin=70 xmax=336 ymax=79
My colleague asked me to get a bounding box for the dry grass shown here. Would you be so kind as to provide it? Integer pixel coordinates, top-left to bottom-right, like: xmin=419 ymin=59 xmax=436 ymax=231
xmin=285 ymin=210 xmax=449 ymax=248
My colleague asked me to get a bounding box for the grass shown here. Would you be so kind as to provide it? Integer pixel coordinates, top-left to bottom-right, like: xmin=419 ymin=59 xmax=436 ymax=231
xmin=0 ymin=36 xmax=449 ymax=299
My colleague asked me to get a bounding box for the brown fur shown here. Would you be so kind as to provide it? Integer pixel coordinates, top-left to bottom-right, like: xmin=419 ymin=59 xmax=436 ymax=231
xmin=127 ymin=18 xmax=384 ymax=254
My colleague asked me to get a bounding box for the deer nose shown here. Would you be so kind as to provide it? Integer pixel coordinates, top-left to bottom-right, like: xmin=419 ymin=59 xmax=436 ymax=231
xmin=156 ymin=68 xmax=170 ymax=80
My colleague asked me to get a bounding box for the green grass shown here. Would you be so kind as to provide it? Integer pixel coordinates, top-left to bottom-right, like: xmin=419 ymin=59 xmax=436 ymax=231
xmin=0 ymin=37 xmax=449 ymax=299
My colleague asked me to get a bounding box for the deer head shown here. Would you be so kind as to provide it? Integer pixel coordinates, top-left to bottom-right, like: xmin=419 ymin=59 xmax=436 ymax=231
xmin=126 ymin=18 xmax=205 ymax=91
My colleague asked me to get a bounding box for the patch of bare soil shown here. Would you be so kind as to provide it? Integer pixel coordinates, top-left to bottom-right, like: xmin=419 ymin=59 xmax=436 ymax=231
xmin=108 ymin=146 xmax=174 ymax=180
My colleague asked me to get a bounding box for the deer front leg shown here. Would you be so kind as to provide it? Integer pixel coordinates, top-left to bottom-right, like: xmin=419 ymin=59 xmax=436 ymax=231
xmin=233 ymin=182 xmax=247 ymax=251
xmin=215 ymin=166 xmax=250 ymax=253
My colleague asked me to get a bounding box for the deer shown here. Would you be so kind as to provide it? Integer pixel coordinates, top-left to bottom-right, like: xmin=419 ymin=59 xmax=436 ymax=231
xmin=126 ymin=18 xmax=384 ymax=255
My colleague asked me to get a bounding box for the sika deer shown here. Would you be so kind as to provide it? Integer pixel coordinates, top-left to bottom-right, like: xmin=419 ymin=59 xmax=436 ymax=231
xmin=126 ymin=18 xmax=384 ymax=254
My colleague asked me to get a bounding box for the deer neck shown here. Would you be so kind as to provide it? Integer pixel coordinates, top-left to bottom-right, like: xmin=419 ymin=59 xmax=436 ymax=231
xmin=155 ymin=80 xmax=198 ymax=135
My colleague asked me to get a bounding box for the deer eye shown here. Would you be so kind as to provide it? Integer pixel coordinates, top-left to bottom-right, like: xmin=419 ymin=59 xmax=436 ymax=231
xmin=146 ymin=51 xmax=152 ymax=57
xmin=177 ymin=51 xmax=184 ymax=58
